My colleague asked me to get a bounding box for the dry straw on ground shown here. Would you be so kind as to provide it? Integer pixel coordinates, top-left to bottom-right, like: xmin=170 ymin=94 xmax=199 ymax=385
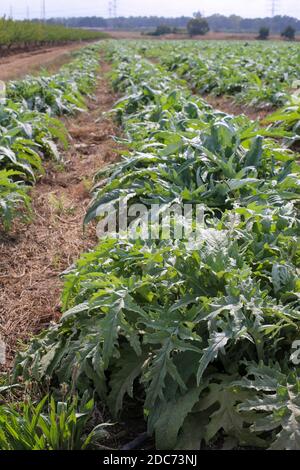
xmin=0 ymin=63 xmax=119 ymax=368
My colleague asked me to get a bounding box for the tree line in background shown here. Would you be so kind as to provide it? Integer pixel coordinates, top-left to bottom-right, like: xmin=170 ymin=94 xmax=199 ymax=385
xmin=0 ymin=18 xmax=106 ymax=49
xmin=43 ymin=14 xmax=300 ymax=34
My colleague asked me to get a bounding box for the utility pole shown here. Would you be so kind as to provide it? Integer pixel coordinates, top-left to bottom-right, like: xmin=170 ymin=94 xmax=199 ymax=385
xmin=108 ymin=1 xmax=113 ymax=18
xmin=108 ymin=0 xmax=117 ymax=18
xmin=9 ymin=4 xmax=13 ymax=19
xmin=269 ymin=0 xmax=280 ymax=17
xmin=108 ymin=0 xmax=117 ymax=30
xmin=113 ymin=0 xmax=117 ymax=18
xmin=41 ymin=0 xmax=46 ymax=22
xmin=26 ymin=5 xmax=30 ymax=20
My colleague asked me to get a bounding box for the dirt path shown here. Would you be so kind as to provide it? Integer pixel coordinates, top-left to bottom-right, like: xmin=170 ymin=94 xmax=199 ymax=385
xmin=0 ymin=63 xmax=119 ymax=367
xmin=0 ymin=43 xmax=93 ymax=81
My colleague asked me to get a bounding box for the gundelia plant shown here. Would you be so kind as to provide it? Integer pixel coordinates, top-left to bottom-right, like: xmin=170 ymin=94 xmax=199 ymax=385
xmin=10 ymin=42 xmax=300 ymax=449
xmin=0 ymin=44 xmax=101 ymax=230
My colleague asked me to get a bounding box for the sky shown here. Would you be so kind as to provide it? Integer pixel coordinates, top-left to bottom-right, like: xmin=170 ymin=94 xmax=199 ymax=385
xmin=2 ymin=0 xmax=300 ymax=20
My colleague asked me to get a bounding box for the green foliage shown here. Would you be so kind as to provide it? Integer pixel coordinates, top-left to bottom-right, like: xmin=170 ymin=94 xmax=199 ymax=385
xmin=237 ymin=363 xmax=300 ymax=449
xmin=0 ymin=43 xmax=101 ymax=229
xmin=150 ymin=25 xmax=172 ymax=36
xmin=145 ymin=40 xmax=300 ymax=109
xmin=85 ymin=50 xmax=299 ymax=223
xmin=0 ymin=18 xmax=106 ymax=48
xmin=281 ymin=26 xmax=296 ymax=40
xmin=264 ymin=93 xmax=300 ymax=144
xmin=187 ymin=17 xmax=210 ymax=36
xmin=7 ymin=45 xmax=100 ymax=115
xmin=13 ymin=42 xmax=300 ymax=451
xmin=0 ymin=169 xmax=30 ymax=229
xmin=257 ymin=27 xmax=270 ymax=40
xmin=0 ymin=394 xmax=112 ymax=450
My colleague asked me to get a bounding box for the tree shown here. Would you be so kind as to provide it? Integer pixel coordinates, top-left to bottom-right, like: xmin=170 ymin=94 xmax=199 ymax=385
xmin=154 ymin=24 xmax=172 ymax=36
xmin=147 ymin=24 xmax=172 ymax=36
xmin=193 ymin=11 xmax=203 ymax=19
xmin=281 ymin=25 xmax=296 ymax=40
xmin=187 ymin=15 xmax=210 ymax=36
xmin=257 ymin=26 xmax=270 ymax=40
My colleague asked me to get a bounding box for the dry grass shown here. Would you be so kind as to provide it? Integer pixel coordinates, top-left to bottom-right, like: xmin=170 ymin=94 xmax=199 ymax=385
xmin=106 ymin=30 xmax=292 ymax=42
xmin=0 ymin=63 xmax=119 ymax=368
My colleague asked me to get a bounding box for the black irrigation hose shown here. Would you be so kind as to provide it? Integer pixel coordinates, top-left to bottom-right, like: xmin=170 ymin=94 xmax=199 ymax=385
xmin=121 ymin=432 xmax=149 ymax=451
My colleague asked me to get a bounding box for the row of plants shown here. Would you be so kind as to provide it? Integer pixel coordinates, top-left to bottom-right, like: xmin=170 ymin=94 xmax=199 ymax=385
xmin=12 ymin=42 xmax=300 ymax=450
xmin=0 ymin=41 xmax=120 ymax=451
xmin=138 ymin=40 xmax=300 ymax=142
xmin=0 ymin=18 xmax=106 ymax=49
xmin=264 ymin=93 xmax=300 ymax=137
xmin=0 ymin=43 xmax=101 ymax=229
xmin=0 ymin=387 xmax=112 ymax=450
xmin=148 ymin=40 xmax=300 ymax=109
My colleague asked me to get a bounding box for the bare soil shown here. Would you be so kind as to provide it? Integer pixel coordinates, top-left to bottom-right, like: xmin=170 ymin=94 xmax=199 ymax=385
xmin=203 ymin=94 xmax=275 ymax=121
xmin=180 ymin=32 xmax=287 ymax=41
xmin=106 ymin=30 xmax=289 ymax=42
xmin=0 ymin=63 xmax=119 ymax=368
xmin=0 ymin=43 xmax=92 ymax=81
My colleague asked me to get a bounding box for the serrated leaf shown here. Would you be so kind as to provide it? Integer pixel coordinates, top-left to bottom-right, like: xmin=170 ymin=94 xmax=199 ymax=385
xmin=107 ymin=348 xmax=146 ymax=417
xmin=197 ymin=331 xmax=232 ymax=384
xmin=154 ymin=387 xmax=203 ymax=450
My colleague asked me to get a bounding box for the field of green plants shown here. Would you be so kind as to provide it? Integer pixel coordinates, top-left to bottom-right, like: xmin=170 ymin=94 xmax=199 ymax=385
xmin=0 ymin=44 xmax=102 ymax=228
xmin=0 ymin=39 xmax=300 ymax=450
xmin=160 ymin=41 xmax=300 ymax=141
xmin=0 ymin=18 xmax=106 ymax=49
xmin=144 ymin=41 xmax=300 ymax=108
